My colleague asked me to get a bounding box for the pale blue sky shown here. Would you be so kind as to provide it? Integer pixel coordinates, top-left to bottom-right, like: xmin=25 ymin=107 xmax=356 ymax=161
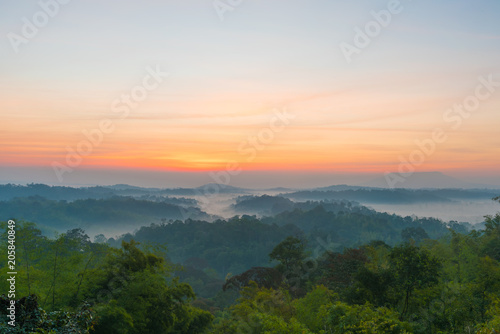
xmin=2 ymin=0 xmax=498 ymax=92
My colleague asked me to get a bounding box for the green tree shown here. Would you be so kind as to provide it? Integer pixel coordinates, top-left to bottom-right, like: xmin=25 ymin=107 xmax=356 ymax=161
xmin=211 ymin=281 xmax=309 ymax=334
xmin=0 ymin=294 xmax=95 ymax=333
xmin=269 ymin=236 xmax=306 ymax=274
xmin=482 ymin=198 xmax=500 ymax=262
xmin=388 ymin=243 xmax=441 ymax=317
xmin=86 ymin=240 xmax=213 ymax=334
xmin=474 ymin=256 xmax=500 ymax=322
xmin=477 ymin=297 xmax=500 ymax=333
xmin=92 ymin=300 xmax=134 ymax=334
xmin=326 ymin=301 xmax=412 ymax=334
xmin=293 ymin=285 xmax=335 ymax=332
xmin=401 ymin=227 xmax=429 ymax=244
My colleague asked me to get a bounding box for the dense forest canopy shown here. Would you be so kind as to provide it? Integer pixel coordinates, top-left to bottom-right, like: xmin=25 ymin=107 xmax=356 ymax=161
xmin=0 ymin=186 xmax=499 ymax=333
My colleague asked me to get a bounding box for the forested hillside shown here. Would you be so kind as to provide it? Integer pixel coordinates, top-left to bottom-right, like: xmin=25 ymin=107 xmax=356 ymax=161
xmin=0 ymin=196 xmax=216 ymax=236
xmin=1 ymin=197 xmax=499 ymax=333
xmin=113 ymin=204 xmax=463 ymax=281
xmin=284 ymin=188 xmax=498 ymax=204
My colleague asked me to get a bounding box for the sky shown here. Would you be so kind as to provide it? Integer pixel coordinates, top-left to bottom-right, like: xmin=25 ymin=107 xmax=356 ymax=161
xmin=1 ymin=0 xmax=499 ymax=188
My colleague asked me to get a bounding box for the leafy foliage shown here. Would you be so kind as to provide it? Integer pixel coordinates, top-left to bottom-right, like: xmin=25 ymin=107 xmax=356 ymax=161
xmin=0 ymin=295 xmax=95 ymax=333
xmin=1 ymin=194 xmax=499 ymax=334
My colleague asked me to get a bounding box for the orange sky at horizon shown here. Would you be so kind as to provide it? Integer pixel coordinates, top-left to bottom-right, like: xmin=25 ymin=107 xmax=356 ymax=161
xmin=1 ymin=1 xmax=500 ymax=184
xmin=2 ymin=82 xmax=499 ymax=175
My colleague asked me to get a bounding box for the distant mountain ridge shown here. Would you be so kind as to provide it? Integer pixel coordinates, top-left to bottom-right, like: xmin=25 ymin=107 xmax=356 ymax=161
xmin=361 ymin=172 xmax=500 ymax=189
